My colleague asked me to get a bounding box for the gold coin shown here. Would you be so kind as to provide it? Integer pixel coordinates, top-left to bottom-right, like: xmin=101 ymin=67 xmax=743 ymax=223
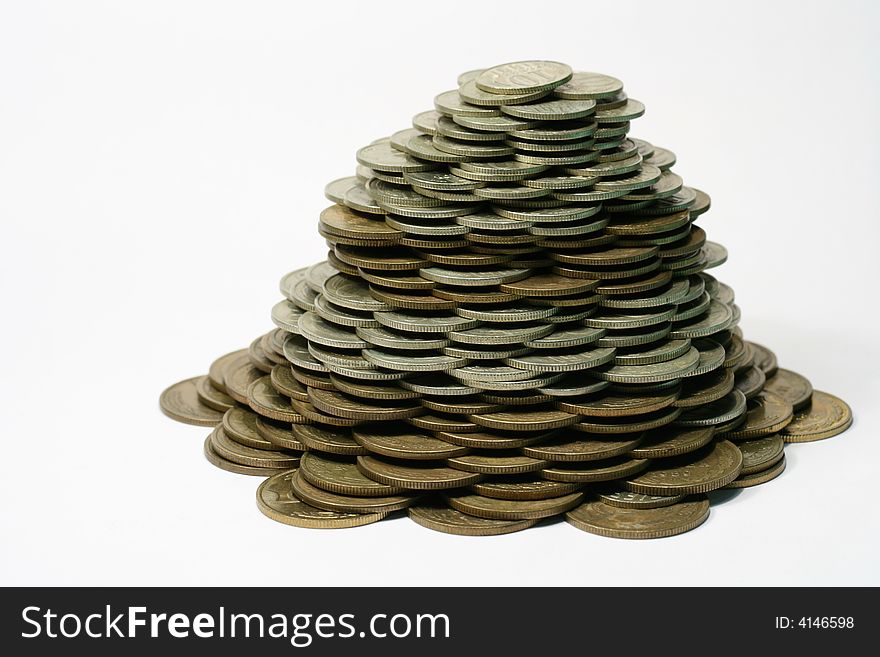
xmin=780 ymin=390 xmax=852 ymax=443
xmin=598 ymin=491 xmax=685 ymax=510
xmin=565 ymin=496 xmax=710 ymax=539
xmin=247 ymin=376 xmax=305 ymax=423
xmin=438 ymin=429 xmax=553 ymax=449
xmin=446 ymin=453 xmax=547 ymax=475
xmin=308 ymin=387 xmax=423 ymax=421
xmin=160 ymin=376 xmax=225 ymax=427
xmin=290 ymin=399 xmax=357 ymax=427
xmin=727 ymin=391 xmax=793 ymax=440
xmin=257 ymin=471 xmax=387 ymax=528
xmin=202 ymin=433 xmax=288 ymax=477
xmin=737 ymin=434 xmax=785 ymax=475
xmin=353 ymin=427 xmax=468 ymax=460
xmin=470 ymin=478 xmax=582 ymax=501
xmin=292 ymin=423 xmax=366 ymax=455
xmin=624 ymin=440 xmax=742 ymax=495
xmin=541 ymin=455 xmax=649 ymax=483
xmin=196 ymin=374 xmax=236 ymax=412
xmin=629 ymin=426 xmax=715 ymax=459
xmin=222 ymin=407 xmax=277 ymax=450
xmin=224 ymin=355 xmax=263 ymax=405
xmin=211 ymin=427 xmax=300 ymax=469
xmin=673 ymin=368 xmax=734 ymax=408
xmin=357 ymin=455 xmax=484 ymax=490
xmin=523 ymin=434 xmax=643 ymax=462
xmin=270 ymin=364 xmax=310 ymax=401
xmin=763 ymin=368 xmax=813 ymax=411
xmin=408 ymin=504 xmax=536 ymax=536
xmin=299 ymin=452 xmax=403 ymax=497
xmin=724 ymin=455 xmax=786 ymax=489
xmin=208 ymin=348 xmax=248 ymax=392
xmin=469 ymin=408 xmax=579 ymax=432
xmin=556 ymin=389 xmax=679 ymax=417
xmin=255 ymin=416 xmax=306 ymax=451
xmin=573 ymin=406 xmax=681 ymax=434
xmin=291 ymin=470 xmax=418 ymax=514
xmin=446 ymin=490 xmax=584 ymax=520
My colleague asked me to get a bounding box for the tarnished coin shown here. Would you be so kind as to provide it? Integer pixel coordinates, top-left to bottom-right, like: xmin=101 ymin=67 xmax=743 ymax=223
xmin=675 ymin=368 xmax=735 ymax=408
xmin=357 ymin=455 xmax=484 ymax=490
xmin=780 ymin=390 xmax=852 ymax=443
xmin=735 ymin=365 xmax=766 ymax=399
xmin=222 ymin=407 xmax=277 ymax=450
xmin=291 ymin=470 xmax=418 ymax=514
xmin=308 ymin=387 xmax=423 ymax=420
xmin=556 ymin=389 xmax=679 ymax=417
xmin=566 ymin=496 xmax=710 ymax=539
xmin=748 ymin=341 xmax=778 ymax=377
xmin=255 ymin=416 xmax=306 ymax=451
xmin=202 ymin=433 xmax=288 ymax=477
xmin=724 ymin=455 xmax=786 ymax=489
xmin=353 ymin=427 xmax=467 ymax=460
xmin=446 ymin=490 xmax=583 ymax=520
xmin=554 ymin=71 xmax=624 ymax=100
xmin=211 ymin=427 xmax=300 ymax=469
xmin=598 ymin=491 xmax=685 ymax=510
xmin=763 ymin=368 xmax=813 ymax=411
xmin=476 ymin=61 xmax=573 ymax=95
xmin=208 ymin=348 xmax=248 ymax=393
xmin=676 ymin=389 xmax=747 ymax=426
xmin=195 ymin=374 xmax=236 ymax=412
xmin=292 ymin=423 xmax=365 ymax=455
xmin=160 ymin=376 xmax=225 ymax=426
xmin=470 ymin=408 xmax=579 ymax=432
xmin=447 ymin=453 xmax=547 ymax=475
xmin=524 ymin=434 xmax=643 ymax=462
xmin=542 ymin=455 xmax=649 ymax=483
xmin=408 ymin=504 xmax=536 ymax=536
xmin=300 ymin=452 xmax=403 ymax=496
xmin=257 ymin=471 xmax=387 ymax=529
xmin=624 ymin=440 xmax=743 ymax=495
xmin=737 ymin=434 xmax=785 ymax=475
xmin=727 ymin=391 xmax=794 ymax=440
xmin=629 ymin=426 xmax=715 ymax=459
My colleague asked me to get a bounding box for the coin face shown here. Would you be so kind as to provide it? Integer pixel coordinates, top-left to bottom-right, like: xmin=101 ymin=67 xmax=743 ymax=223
xmin=565 ymin=496 xmax=710 ymax=539
xmin=763 ymin=368 xmax=813 ymax=411
xmin=476 ymin=61 xmax=573 ymax=95
xmin=629 ymin=426 xmax=715 ymax=459
xmin=300 ymin=452 xmax=403 ymax=497
xmin=554 ymin=72 xmax=624 ymax=100
xmin=257 ymin=471 xmax=387 ymax=529
xmin=780 ymin=390 xmax=852 ymax=443
xmin=624 ymin=440 xmax=743 ymax=495
xmin=291 ymin=470 xmax=418 ymax=514
xmin=726 ymin=391 xmax=794 ymax=440
xmin=208 ymin=349 xmax=248 ymax=393
xmin=446 ymin=490 xmax=584 ymax=520
xmin=737 ymin=434 xmax=785 ymax=475
xmin=724 ymin=455 xmax=786 ymax=489
xmin=357 ymin=455 xmax=484 ymax=490
xmin=353 ymin=427 xmax=467 ymax=460
xmin=160 ymin=376 xmax=225 ymax=426
xmin=202 ymin=433 xmax=288 ymax=477
xmin=598 ymin=491 xmax=684 ymax=510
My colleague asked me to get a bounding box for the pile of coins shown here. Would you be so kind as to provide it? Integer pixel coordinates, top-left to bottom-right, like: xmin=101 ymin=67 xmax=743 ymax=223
xmin=161 ymin=61 xmax=852 ymax=538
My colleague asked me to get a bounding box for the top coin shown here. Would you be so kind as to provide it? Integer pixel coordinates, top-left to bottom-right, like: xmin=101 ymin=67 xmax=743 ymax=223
xmin=476 ymin=61 xmax=573 ymax=95
xmin=554 ymin=72 xmax=624 ymax=100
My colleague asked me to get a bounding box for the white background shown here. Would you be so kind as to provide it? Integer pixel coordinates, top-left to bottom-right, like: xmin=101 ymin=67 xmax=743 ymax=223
xmin=2 ymin=0 xmax=878 ymax=586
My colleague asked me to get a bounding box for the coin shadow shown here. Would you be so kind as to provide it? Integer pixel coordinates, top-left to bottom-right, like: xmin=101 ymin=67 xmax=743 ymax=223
xmin=706 ymin=488 xmax=743 ymax=506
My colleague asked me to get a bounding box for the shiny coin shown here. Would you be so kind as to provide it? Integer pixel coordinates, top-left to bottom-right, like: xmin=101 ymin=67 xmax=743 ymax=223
xmin=257 ymin=471 xmax=387 ymax=529
xmin=780 ymin=390 xmax=852 ymax=443
xmin=566 ymin=496 xmax=709 ymax=539
xmin=222 ymin=407 xmax=277 ymax=450
xmin=208 ymin=348 xmax=248 ymax=393
xmin=408 ymin=504 xmax=535 ymax=536
xmin=195 ymin=374 xmax=236 ymax=412
xmin=624 ymin=440 xmax=742 ymax=495
xmin=475 ymin=60 xmax=573 ymax=95
xmin=459 ymin=79 xmax=550 ymax=107
xmin=354 ymin=427 xmax=467 ymax=460
xmin=676 ymin=389 xmax=747 ymax=426
xmin=160 ymin=376 xmax=225 ymax=426
xmin=211 ymin=426 xmax=300 ymax=469
xmin=255 ymin=416 xmax=306 ymax=451
xmin=554 ymin=71 xmax=624 ymax=100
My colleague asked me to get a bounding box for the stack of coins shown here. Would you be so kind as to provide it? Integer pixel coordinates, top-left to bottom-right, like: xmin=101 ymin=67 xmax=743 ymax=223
xmin=161 ymin=61 xmax=852 ymax=539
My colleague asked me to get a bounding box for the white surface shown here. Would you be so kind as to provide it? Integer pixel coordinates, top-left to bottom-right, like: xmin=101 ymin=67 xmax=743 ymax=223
xmin=2 ymin=0 xmax=879 ymax=587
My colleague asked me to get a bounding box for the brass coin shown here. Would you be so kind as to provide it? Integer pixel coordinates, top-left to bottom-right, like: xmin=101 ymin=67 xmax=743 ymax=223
xmin=747 ymin=341 xmax=778 ymax=377
xmin=598 ymin=491 xmax=685 ymax=510
xmin=573 ymin=407 xmax=681 ymax=434
xmin=270 ymin=364 xmax=309 ymax=401
xmin=763 ymin=368 xmax=813 ymax=411
xmin=247 ymin=377 xmax=304 ymax=423
xmin=438 ymin=429 xmax=555 ymax=449
xmin=470 ymin=408 xmax=579 ymax=432
xmin=300 ymin=452 xmax=404 ymax=497
xmin=329 ymin=375 xmax=421 ymax=401
xmin=291 ymin=470 xmax=417 ymax=514
xmin=737 ymin=434 xmax=785 ymax=475
xmin=471 ymin=478 xmax=582 ymax=501
xmin=291 ymin=399 xmax=360 ymax=427
xmin=248 ymin=336 xmax=275 ymax=373
xmin=542 ymin=455 xmax=649 ymax=483
xmin=500 ymin=273 xmax=598 ymax=297
xmin=555 ymin=389 xmax=679 ymax=417
xmin=292 ymin=423 xmax=365 ymax=455
xmin=624 ymin=440 xmax=742 ymax=495
xmin=224 ymin=355 xmax=263 ymax=405
xmin=446 ymin=453 xmax=548 ymax=475
xmin=357 ymin=455 xmax=484 ymax=490
xmin=727 ymin=391 xmax=793 ymax=440
xmin=353 ymin=427 xmax=468 ymax=460
xmin=565 ymin=496 xmax=710 ymax=539
xmin=408 ymin=504 xmax=536 ymax=536
xmin=208 ymin=348 xmax=248 ymax=393
xmin=629 ymin=426 xmax=715 ymax=459
xmin=308 ymin=387 xmax=423 ymax=421
xmin=734 ymin=365 xmax=766 ymax=399
xmin=524 ymin=434 xmax=644 ymax=462
xmin=211 ymin=426 xmax=300 ymax=469
xmin=257 ymin=471 xmax=387 ymax=529
xmin=222 ymin=407 xmax=278 ymax=450
xmin=160 ymin=376 xmax=225 ymax=427
xmin=475 ymin=60 xmax=573 ymax=95
xmin=724 ymin=455 xmax=786 ymax=489
xmin=255 ymin=416 xmax=306 ymax=451
xmin=409 ymin=413 xmax=480 ymax=433
xmin=674 ymin=367 xmax=735 ymax=408
xmin=676 ymin=389 xmax=747 ymax=426
xmin=202 ymin=433 xmax=288 ymax=477
xmin=447 ymin=490 xmax=584 ymax=520
xmin=780 ymin=390 xmax=853 ymax=443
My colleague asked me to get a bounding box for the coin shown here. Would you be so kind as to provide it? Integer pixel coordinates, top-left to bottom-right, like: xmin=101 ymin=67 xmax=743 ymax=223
xmin=446 ymin=453 xmax=547 ymax=475
xmin=408 ymin=504 xmax=536 ymax=536
xmin=357 ymin=455 xmax=484 ymax=490
xmin=780 ymin=390 xmax=853 ymax=443
xmin=748 ymin=341 xmax=778 ymax=377
xmin=160 ymin=376 xmax=225 ymax=426
xmin=735 ymin=365 xmax=766 ymax=399
xmin=291 ymin=470 xmax=417 ymax=514
xmin=724 ymin=455 xmax=786 ymax=489
xmin=675 ymin=367 xmax=735 ymax=408
xmin=565 ymin=496 xmax=710 ymax=539
xmin=202 ymin=433 xmax=288 ymax=477
xmin=624 ymin=440 xmax=742 ymax=495
xmin=737 ymin=434 xmax=785 ymax=475
xmin=257 ymin=471 xmax=387 ymax=529
xmin=446 ymin=490 xmax=583 ymax=520
xmin=541 ymin=455 xmax=649 ymax=483
xmin=554 ymin=72 xmax=624 ymax=100
xmin=598 ymin=491 xmax=685 ymax=510
xmin=629 ymin=426 xmax=715 ymax=459
xmin=299 ymin=452 xmax=403 ymax=496
xmin=353 ymin=427 xmax=467 ymax=460
xmin=476 ymin=61 xmax=573 ymax=95
xmin=211 ymin=426 xmax=300 ymax=469
xmin=763 ymin=368 xmax=813 ymax=411
xmin=523 ymin=434 xmax=643 ymax=462
xmin=208 ymin=349 xmax=248 ymax=393
xmin=292 ymin=423 xmax=365 ymax=455
xmin=222 ymin=407 xmax=277 ymax=450
xmin=255 ymin=416 xmax=306 ymax=451
xmin=676 ymin=389 xmax=747 ymax=426
xmin=726 ymin=391 xmax=794 ymax=440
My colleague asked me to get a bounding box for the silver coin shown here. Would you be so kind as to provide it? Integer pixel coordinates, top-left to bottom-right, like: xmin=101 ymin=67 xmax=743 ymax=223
xmin=356 ymin=325 xmax=450 ymax=351
xmin=420 ymin=266 xmax=531 ymax=287
xmin=669 ymin=300 xmax=733 ymax=339
xmin=322 ymin=274 xmax=392 ymax=312
xmin=282 ymin=335 xmax=328 ymax=372
xmin=525 ymin=324 xmax=605 ymax=348
xmin=456 ymin=305 xmax=557 ymax=323
xmin=298 ymin=311 xmax=368 ymax=350
xmin=270 ymin=300 xmax=303 ymax=334
xmin=312 ymin=294 xmax=379 ymax=328
xmin=675 ymin=390 xmax=748 ymax=426
xmin=374 ymin=310 xmax=481 ymax=334
xmin=363 ymin=349 xmax=467 ymax=373
xmin=504 ymin=345 xmax=616 ymax=373
xmin=594 ymin=347 xmax=701 ymax=383
xmin=447 ymin=323 xmax=554 ymax=345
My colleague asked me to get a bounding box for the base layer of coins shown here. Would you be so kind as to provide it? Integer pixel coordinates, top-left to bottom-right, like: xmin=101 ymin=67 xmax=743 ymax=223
xmin=161 ymin=61 xmax=852 ymax=538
